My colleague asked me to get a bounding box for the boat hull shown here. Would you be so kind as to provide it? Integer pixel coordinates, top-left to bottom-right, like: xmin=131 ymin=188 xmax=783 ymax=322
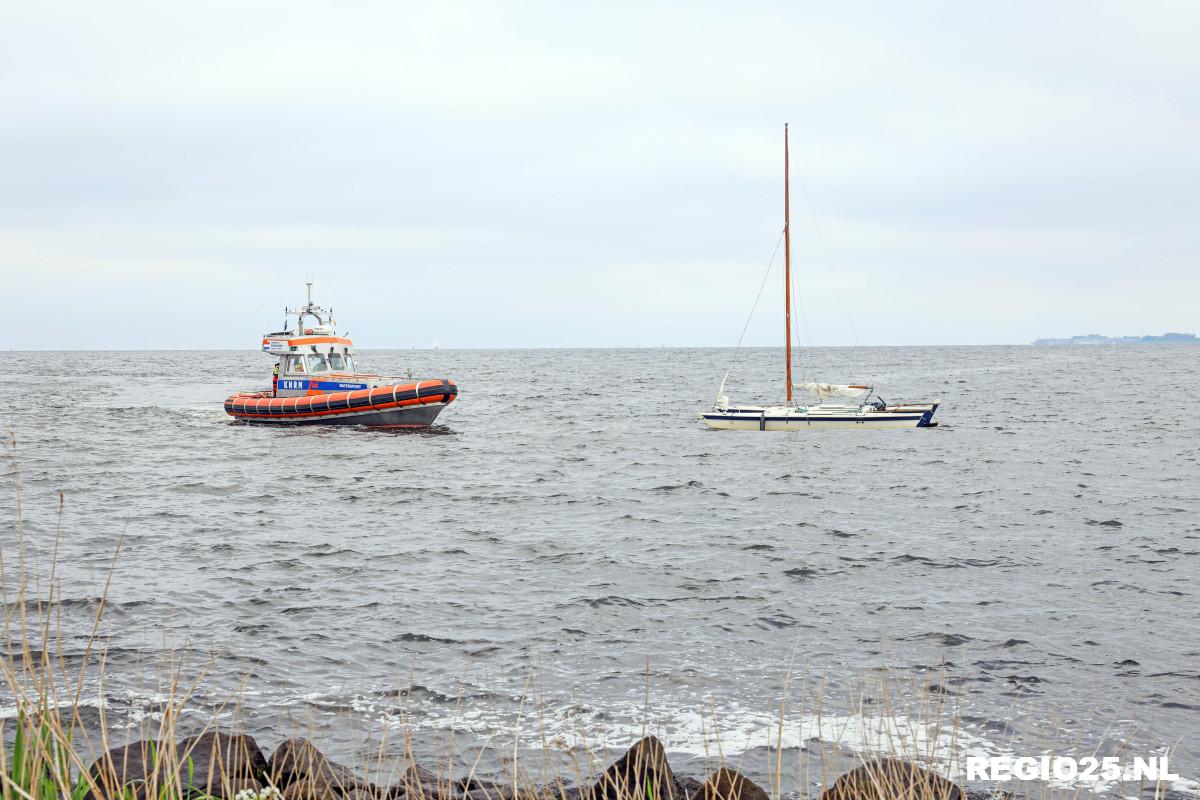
xmin=700 ymin=402 xmax=938 ymax=431
xmin=224 ymin=379 xmax=456 ymax=427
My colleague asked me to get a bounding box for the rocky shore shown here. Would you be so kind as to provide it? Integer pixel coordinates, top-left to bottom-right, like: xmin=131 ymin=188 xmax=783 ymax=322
xmin=83 ymin=729 xmax=987 ymax=800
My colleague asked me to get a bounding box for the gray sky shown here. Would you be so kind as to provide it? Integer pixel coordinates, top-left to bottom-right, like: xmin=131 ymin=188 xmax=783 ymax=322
xmin=4 ymin=1 xmax=1198 ymax=349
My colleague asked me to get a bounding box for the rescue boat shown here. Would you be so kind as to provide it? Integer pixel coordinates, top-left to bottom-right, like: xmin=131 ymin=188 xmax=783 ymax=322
xmin=224 ymin=282 xmax=457 ymax=427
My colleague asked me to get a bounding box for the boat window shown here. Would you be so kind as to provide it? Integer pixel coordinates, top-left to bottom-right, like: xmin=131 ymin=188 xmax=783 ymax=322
xmin=343 ymin=354 xmax=356 ymax=371
xmin=327 ymin=352 xmax=345 ymax=370
xmin=306 ymin=354 xmax=328 ymax=373
xmin=292 ymin=356 xmax=306 ymax=374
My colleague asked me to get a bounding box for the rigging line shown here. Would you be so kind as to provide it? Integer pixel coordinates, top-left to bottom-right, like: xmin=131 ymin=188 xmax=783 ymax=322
xmin=789 ymin=220 xmax=812 ymax=385
xmin=788 ymin=218 xmax=810 ymax=385
xmin=791 ymin=268 xmax=810 ymax=385
xmin=717 ymin=226 xmax=787 ymax=397
xmin=796 ymin=169 xmax=860 ymax=346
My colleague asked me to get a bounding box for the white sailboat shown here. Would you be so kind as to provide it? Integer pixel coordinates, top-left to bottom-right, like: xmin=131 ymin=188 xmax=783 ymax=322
xmin=700 ymin=125 xmax=940 ymax=431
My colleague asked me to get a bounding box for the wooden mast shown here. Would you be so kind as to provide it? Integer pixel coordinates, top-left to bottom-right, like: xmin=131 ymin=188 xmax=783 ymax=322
xmin=784 ymin=123 xmax=793 ymax=403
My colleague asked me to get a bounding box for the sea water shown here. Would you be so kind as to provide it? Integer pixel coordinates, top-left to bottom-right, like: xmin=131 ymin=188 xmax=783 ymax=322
xmin=1 ymin=346 xmax=1196 ymax=795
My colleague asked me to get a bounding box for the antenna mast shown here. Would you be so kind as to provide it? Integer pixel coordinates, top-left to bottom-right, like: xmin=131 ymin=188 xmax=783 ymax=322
xmin=285 ymin=279 xmax=328 ymax=332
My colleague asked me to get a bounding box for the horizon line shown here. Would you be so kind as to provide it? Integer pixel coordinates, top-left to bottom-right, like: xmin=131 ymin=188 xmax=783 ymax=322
xmin=3 ymin=342 xmax=1068 ymax=353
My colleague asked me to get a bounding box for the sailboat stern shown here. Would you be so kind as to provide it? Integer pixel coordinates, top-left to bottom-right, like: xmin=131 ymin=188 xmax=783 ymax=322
xmin=917 ymin=400 xmax=941 ymax=427
xmin=880 ymin=399 xmax=940 ymax=427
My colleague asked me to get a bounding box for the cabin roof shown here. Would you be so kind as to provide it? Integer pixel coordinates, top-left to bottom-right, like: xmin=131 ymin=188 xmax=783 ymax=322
xmin=262 ymin=334 xmax=355 ymax=354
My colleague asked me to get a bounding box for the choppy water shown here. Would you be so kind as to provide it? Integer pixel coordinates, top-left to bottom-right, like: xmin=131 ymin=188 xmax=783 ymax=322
xmin=1 ymin=346 xmax=1197 ymax=795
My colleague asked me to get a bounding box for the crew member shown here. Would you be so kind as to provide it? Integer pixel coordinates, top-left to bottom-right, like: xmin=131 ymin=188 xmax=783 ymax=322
xmin=272 ymin=362 xmax=280 ymax=397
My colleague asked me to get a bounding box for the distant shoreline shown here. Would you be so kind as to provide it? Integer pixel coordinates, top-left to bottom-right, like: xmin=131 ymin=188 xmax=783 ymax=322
xmin=1032 ymin=332 xmax=1197 ymax=346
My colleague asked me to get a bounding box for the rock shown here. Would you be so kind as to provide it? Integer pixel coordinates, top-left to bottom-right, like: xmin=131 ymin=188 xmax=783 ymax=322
xmin=695 ymin=769 xmax=769 ymax=800
xmin=406 ymin=764 xmax=440 ymax=785
xmin=390 ymin=763 xmax=443 ymax=798
xmin=344 ymin=789 xmax=386 ymax=800
xmin=85 ymin=731 xmax=268 ymax=800
xmin=677 ymin=777 xmax=705 ymax=800
xmin=458 ymin=777 xmax=503 ymax=793
xmin=269 ymin=738 xmax=373 ymax=796
xmin=85 ymin=739 xmax=161 ymax=800
xmin=178 ymin=730 xmax=269 ymax=797
xmin=460 ymin=788 xmax=516 ymax=800
xmin=590 ymin=737 xmax=685 ymax=800
xmin=281 ymin=775 xmax=391 ymax=800
xmin=456 ymin=778 xmax=514 ymax=800
xmin=819 ymin=759 xmax=962 ymax=800
xmin=282 ymin=778 xmax=340 ymax=800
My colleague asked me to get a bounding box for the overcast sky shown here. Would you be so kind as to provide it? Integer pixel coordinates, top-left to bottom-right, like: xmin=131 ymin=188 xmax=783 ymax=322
xmin=4 ymin=1 xmax=1197 ymax=349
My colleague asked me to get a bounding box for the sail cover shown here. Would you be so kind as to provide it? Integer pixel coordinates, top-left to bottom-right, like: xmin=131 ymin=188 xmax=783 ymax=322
xmin=795 ymin=382 xmax=873 ymax=401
